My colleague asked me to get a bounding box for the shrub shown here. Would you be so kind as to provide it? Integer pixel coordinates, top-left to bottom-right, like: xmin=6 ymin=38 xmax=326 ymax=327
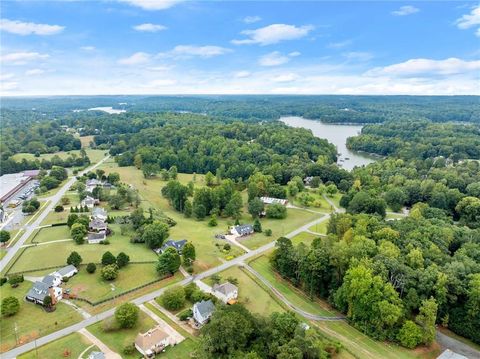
xmin=115 ymin=303 xmax=139 ymax=328
xmin=101 ymin=251 xmax=116 ymax=265
xmin=99 ymin=239 xmax=110 ymax=245
xmin=123 ymin=343 xmax=135 ymax=355
xmin=0 ymin=230 xmax=11 ymax=243
xmin=116 ymin=252 xmax=130 ymax=268
xmin=264 ymin=229 xmax=272 ymax=236
xmin=184 ymin=283 xmax=198 ymax=301
xmin=160 ymin=286 xmax=186 ymax=311
xmin=1 ymin=296 xmax=20 ymax=317
xmin=54 ymin=205 xmax=64 ymax=212
xmin=178 ymin=308 xmax=193 ymax=321
xmin=67 ymin=251 xmax=82 ymax=267
xmin=86 ymin=263 xmax=97 ymax=274
xmin=0 ymin=277 xmax=7 ymax=286
xmin=101 ymin=316 xmax=120 ymax=332
xmin=8 ymin=274 xmax=24 ymax=287
xmin=62 ymin=276 xmax=69 ymax=283
xmin=223 ymin=243 xmax=231 ymax=251
xmin=101 ymin=264 xmax=118 ymax=281
xmin=186 ymin=266 xmax=194 ymax=274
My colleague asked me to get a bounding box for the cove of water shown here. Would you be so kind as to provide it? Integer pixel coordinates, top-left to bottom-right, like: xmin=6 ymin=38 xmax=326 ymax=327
xmin=280 ymin=116 xmax=376 ymax=171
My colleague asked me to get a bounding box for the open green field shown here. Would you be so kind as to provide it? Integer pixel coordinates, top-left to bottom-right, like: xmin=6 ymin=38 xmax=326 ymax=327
xmin=65 ymin=263 xmax=160 ymax=302
xmin=88 ymin=310 xmax=157 ymax=359
xmin=0 ymin=282 xmax=83 ymax=353
xmin=249 ymin=255 xmax=337 ymax=317
xmin=309 ymin=219 xmax=329 ymax=234
xmin=206 ymin=265 xmax=284 ymax=316
xmin=12 ymin=149 xmax=106 ymax=165
xmin=290 ymin=231 xmax=319 ymax=246
xmin=27 ymin=225 xmax=71 ymax=244
xmin=18 ymin=333 xmax=97 ymax=359
xmin=9 ymin=223 xmax=158 ymax=273
xmin=159 ymin=338 xmax=198 ymax=358
xmin=387 ymin=212 xmax=406 ymax=220
xmin=327 ymin=193 xmax=342 ymax=209
xmin=41 ymin=193 xmax=81 ymax=225
xmin=291 ymin=190 xmax=333 ymax=212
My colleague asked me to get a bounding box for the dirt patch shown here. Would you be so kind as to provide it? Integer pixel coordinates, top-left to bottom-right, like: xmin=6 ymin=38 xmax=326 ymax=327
xmin=413 ymin=342 xmax=441 ymax=359
xmin=70 ymin=283 xmax=87 ymax=295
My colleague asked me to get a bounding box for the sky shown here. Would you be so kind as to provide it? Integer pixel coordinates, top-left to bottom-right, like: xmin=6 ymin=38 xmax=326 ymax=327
xmin=0 ymin=0 xmax=479 ymax=96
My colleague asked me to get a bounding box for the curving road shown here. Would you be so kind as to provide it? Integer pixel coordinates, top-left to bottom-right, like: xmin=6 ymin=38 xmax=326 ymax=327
xmin=0 ymin=156 xmax=110 ymax=274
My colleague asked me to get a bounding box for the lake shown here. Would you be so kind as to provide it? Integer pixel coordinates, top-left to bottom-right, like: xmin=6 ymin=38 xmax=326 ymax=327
xmin=280 ymin=116 xmax=376 ymax=171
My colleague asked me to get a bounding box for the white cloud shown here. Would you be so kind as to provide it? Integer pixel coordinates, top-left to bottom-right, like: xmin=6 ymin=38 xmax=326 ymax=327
xmin=367 ymin=57 xmax=480 ymax=77
xmin=259 ymin=51 xmax=290 ymax=66
xmin=118 ymin=52 xmax=151 ymax=65
xmin=243 ymin=16 xmax=261 ymax=24
xmin=163 ymin=45 xmax=232 ymax=58
xmin=0 ymin=52 xmax=49 ymax=64
xmin=0 ymin=72 xmax=15 ymax=80
xmin=289 ymin=51 xmax=301 ymax=57
xmin=0 ymin=19 xmax=64 ymax=35
xmin=118 ymin=0 xmax=182 ymax=10
xmin=25 ymin=69 xmax=45 ymax=76
xmin=391 ymin=5 xmax=420 ymax=16
xmin=148 ymin=79 xmax=176 ymax=86
xmin=1 ymin=81 xmax=18 ymax=91
xmin=327 ymin=40 xmax=352 ymax=49
xmin=80 ymin=46 xmax=96 ymax=51
xmin=343 ymin=51 xmax=374 ymax=62
xmin=234 ymin=70 xmax=251 ymax=78
xmin=133 ymin=23 xmax=167 ymax=32
xmin=147 ymin=65 xmax=172 ymax=71
xmin=271 ymin=73 xmax=298 ymax=83
xmin=456 ymin=5 xmax=480 ymax=37
xmin=232 ymin=24 xmax=314 ymax=45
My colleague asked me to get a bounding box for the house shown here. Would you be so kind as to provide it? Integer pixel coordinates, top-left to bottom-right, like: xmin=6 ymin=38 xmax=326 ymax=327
xmin=26 ymin=281 xmax=62 ymax=305
xmin=42 ymin=274 xmax=62 ymax=288
xmin=303 ymin=176 xmax=314 ymax=186
xmin=92 ymin=207 xmax=107 ymax=221
xmin=81 ymin=196 xmax=98 ymax=209
xmin=135 ymin=325 xmax=170 ymax=358
xmin=436 ymin=350 xmax=468 ymax=359
xmin=86 ymin=178 xmax=103 ymax=192
xmin=260 ymin=196 xmax=288 ymax=206
xmin=193 ymin=300 xmax=215 ymax=326
xmin=155 ymin=239 xmax=187 ymax=254
xmin=89 ymin=218 xmax=107 ymax=232
xmin=88 ymin=231 xmax=106 ymax=244
xmin=230 ymin=224 xmax=254 ymax=237
xmin=88 ymin=352 xmax=105 ymax=359
xmin=212 ymin=282 xmax=238 ymax=304
xmin=53 ymin=265 xmax=78 ymax=279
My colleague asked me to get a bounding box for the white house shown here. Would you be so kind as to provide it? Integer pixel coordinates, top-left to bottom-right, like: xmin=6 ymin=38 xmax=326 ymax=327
xmin=42 ymin=274 xmax=62 ymax=288
xmin=135 ymin=326 xmax=170 ymax=358
xmin=25 ymin=281 xmax=62 ymax=305
xmin=212 ymin=282 xmax=238 ymax=304
xmin=53 ymin=265 xmax=78 ymax=279
xmin=229 ymin=224 xmax=254 ymax=237
xmin=81 ymin=196 xmax=98 ymax=209
xmin=92 ymin=207 xmax=107 ymax=221
xmin=87 ymin=231 xmax=106 ymax=244
xmin=193 ymin=300 xmax=215 ymax=326
xmin=260 ymin=196 xmax=288 ymax=206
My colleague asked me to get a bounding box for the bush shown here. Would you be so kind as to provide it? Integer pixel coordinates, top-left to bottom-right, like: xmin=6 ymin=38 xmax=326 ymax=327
xmin=223 ymin=243 xmax=231 ymax=251
xmin=0 ymin=277 xmax=7 ymax=286
xmin=54 ymin=205 xmax=64 ymax=212
xmin=184 ymin=283 xmax=198 ymax=301
xmin=99 ymin=239 xmax=110 ymax=245
xmin=266 ymin=203 xmax=287 ymax=219
xmin=123 ymin=343 xmax=135 ymax=355
xmin=0 ymin=230 xmax=11 ymax=243
xmin=62 ymin=276 xmax=69 ymax=283
xmin=264 ymin=229 xmax=272 ymax=236
xmin=116 ymin=252 xmax=130 ymax=268
xmin=186 ymin=266 xmax=194 ymax=274
xmin=101 ymin=251 xmax=116 ymax=265
xmin=1 ymin=296 xmax=20 ymax=317
xmin=160 ymin=286 xmax=186 ymax=311
xmin=8 ymin=274 xmax=24 ymax=287
xmin=67 ymin=251 xmax=82 ymax=267
xmin=101 ymin=316 xmax=120 ymax=332
xmin=115 ymin=303 xmax=139 ymax=329
xmin=86 ymin=263 xmax=97 ymax=274
xmin=178 ymin=308 xmax=193 ymax=321
xmin=101 ymin=264 xmax=118 ymax=281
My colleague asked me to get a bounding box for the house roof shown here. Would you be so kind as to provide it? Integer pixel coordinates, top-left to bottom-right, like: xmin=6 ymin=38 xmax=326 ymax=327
xmin=83 ymin=196 xmax=95 ymax=204
xmin=161 ymin=239 xmax=187 ymax=252
xmin=56 ymin=265 xmax=77 ymax=277
xmin=24 ymin=170 xmax=40 ymax=177
xmin=88 ymin=351 xmax=105 ymax=359
xmin=42 ymin=275 xmax=58 ymax=287
xmin=88 ymin=231 xmax=106 ymax=241
xmin=194 ymin=300 xmax=215 ymax=317
xmin=86 ymin=179 xmax=102 ymax=186
xmin=89 ymin=218 xmax=107 ymax=229
xmin=234 ymin=224 xmax=254 ymax=235
xmin=213 ymin=282 xmax=238 ymax=296
xmin=436 ymin=350 xmax=468 ymax=359
xmin=135 ymin=326 xmax=169 ymax=351
xmin=92 ymin=207 xmax=107 ymax=217
xmin=26 ymin=281 xmax=49 ymax=301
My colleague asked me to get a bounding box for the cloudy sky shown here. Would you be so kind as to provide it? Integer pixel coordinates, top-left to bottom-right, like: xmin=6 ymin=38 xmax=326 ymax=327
xmin=1 ymin=0 xmax=479 ymax=95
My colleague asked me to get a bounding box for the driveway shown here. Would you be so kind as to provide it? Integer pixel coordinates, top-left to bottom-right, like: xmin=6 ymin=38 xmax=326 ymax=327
xmin=436 ymin=330 xmax=480 ymax=359
xmin=78 ymin=328 xmax=122 ymax=359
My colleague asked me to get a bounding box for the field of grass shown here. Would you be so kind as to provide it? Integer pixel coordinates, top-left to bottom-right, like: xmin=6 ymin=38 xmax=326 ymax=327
xmin=18 ymin=333 xmax=96 ymax=359
xmin=386 ymin=212 xmax=406 ymax=220
xmin=27 ymin=225 xmax=71 ymax=244
xmin=159 ymin=338 xmax=198 ymax=358
xmin=11 ymin=149 xmax=106 ymax=165
xmin=65 ymin=263 xmax=160 ymax=302
xmin=0 ymin=283 xmax=83 ymax=353
xmin=79 ymin=135 xmax=94 ymax=148
xmin=88 ymin=310 xmax=157 ymax=359
xmin=206 ymin=265 xmax=284 ymax=316
xmin=291 ymin=190 xmax=332 ymax=212
xmin=249 ymin=255 xmax=337 ymax=317
xmin=308 ymin=219 xmax=329 ymax=234
xmin=326 ymin=193 xmax=342 ymax=209
xmin=9 ymin=224 xmax=158 ymax=273
xmin=290 ymin=231 xmax=319 ymax=246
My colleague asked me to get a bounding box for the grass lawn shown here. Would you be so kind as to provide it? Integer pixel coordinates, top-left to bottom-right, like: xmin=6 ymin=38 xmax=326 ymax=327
xmin=80 ymin=135 xmax=94 ymax=148
xmin=88 ymin=310 xmax=157 ymax=358
xmin=308 ymin=219 xmax=329 ymax=234
xmin=249 ymin=255 xmax=337 ymax=317
xmin=27 ymin=225 xmax=71 ymax=244
xmin=9 ymin=223 xmax=158 ymax=273
xmin=160 ymin=338 xmax=198 ymax=358
xmin=11 ymin=149 xmax=106 ymax=165
xmin=291 ymin=190 xmax=332 ymax=213
xmin=18 ymin=333 xmax=95 ymax=359
xmin=0 ymin=283 xmax=83 ymax=353
xmin=326 ymin=193 xmax=342 ymax=209
xmin=206 ymin=266 xmax=284 ymax=316
xmin=65 ymin=263 xmax=160 ymax=303
xmin=291 ymin=231 xmax=319 ymax=246
xmin=386 ymin=212 xmax=406 ymax=220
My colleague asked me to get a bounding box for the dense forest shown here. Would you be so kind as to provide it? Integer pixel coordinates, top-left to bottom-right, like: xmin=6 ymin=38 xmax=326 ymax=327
xmin=347 ymin=120 xmax=480 ymax=160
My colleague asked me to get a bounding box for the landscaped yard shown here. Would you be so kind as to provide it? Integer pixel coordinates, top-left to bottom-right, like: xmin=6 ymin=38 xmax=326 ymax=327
xmin=308 ymin=219 xmax=329 ymax=234
xmin=0 ymin=282 xmax=83 ymax=353
xmin=88 ymin=310 xmax=157 ymax=359
xmin=290 ymin=190 xmax=333 ymax=213
xmin=290 ymin=231 xmax=319 ymax=246
xmin=27 ymin=225 xmax=71 ymax=244
xmin=12 ymin=149 xmax=106 ymax=165
xmin=18 ymin=333 xmax=97 ymax=359
xmin=206 ymin=265 xmax=284 ymax=316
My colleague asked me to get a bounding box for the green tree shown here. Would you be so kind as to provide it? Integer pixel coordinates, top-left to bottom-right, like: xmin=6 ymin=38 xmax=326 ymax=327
xmin=182 ymin=242 xmax=196 ymax=265
xmin=169 ymin=165 xmax=178 ymax=180
xmin=183 ymin=200 xmax=193 ymax=218
xmin=66 ymin=251 xmax=82 ymax=267
xmin=416 ymin=298 xmax=438 ymax=345
xmin=205 ymin=171 xmax=215 ymax=186
xmin=115 ymin=303 xmax=139 ymax=328
xmin=71 ymin=222 xmax=87 ymax=244
xmin=67 ymin=214 xmax=78 ymax=228
xmin=266 ymin=203 xmax=287 ymax=219
xmin=43 ymin=295 xmax=52 ymax=309
xmin=101 ymin=251 xmax=116 ymax=266
xmin=208 ymin=214 xmax=218 ymax=227
xmin=253 ymin=218 xmax=262 ymax=233
xmin=157 ymin=247 xmax=181 ymax=276
xmin=116 ymin=252 xmax=130 ymax=268
xmin=193 ymin=203 xmax=207 ymax=220
xmin=160 ymin=286 xmax=186 ymax=311
xmin=1 ymin=296 xmax=20 ymax=317
xmin=248 ymin=198 xmax=264 ymax=218
xmin=101 ymin=264 xmax=119 ymax=281
xmin=86 ymin=263 xmax=97 ymax=274
xmin=0 ymin=230 xmax=11 ymax=244
xmin=224 ymin=192 xmax=243 ymax=218
xmin=397 ymin=320 xmax=423 ymax=349
xmin=456 ymin=196 xmax=480 ymax=228
xmin=142 ymin=221 xmax=169 ymax=249
xmin=384 ymin=188 xmax=407 ymax=212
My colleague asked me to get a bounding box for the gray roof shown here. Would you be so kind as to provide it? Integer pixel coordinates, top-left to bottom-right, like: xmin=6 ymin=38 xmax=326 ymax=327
xmin=436 ymin=350 xmax=468 ymax=359
xmin=92 ymin=207 xmax=107 ymax=217
xmin=234 ymin=224 xmax=254 ymax=236
xmin=160 ymin=239 xmax=187 ymax=252
xmin=88 ymin=232 xmax=106 ymax=241
xmin=56 ymin=265 xmax=77 ymax=277
xmin=89 ymin=218 xmax=107 ymax=229
xmin=26 ymin=281 xmax=49 ymax=301
xmin=88 ymin=352 xmax=105 ymax=359
xmin=194 ymin=300 xmax=215 ymax=317
xmin=213 ymin=282 xmax=238 ymax=296
xmin=41 ymin=275 xmax=58 ymax=287
xmin=86 ymin=179 xmax=102 ymax=186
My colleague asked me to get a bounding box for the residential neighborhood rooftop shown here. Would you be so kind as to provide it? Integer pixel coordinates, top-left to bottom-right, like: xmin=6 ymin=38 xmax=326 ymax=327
xmin=213 ymin=282 xmax=238 ymax=297
xmin=194 ymin=299 xmax=215 ymax=318
xmin=56 ymin=265 xmax=77 ymax=277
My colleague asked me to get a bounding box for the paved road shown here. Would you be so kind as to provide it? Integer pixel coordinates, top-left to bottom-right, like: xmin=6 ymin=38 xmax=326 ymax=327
xmin=0 ymin=156 xmax=110 ymax=274
xmin=436 ymin=330 xmax=480 ymax=359
xmin=242 ymin=263 xmax=345 ymax=321
xmin=1 ymin=212 xmax=330 ymax=359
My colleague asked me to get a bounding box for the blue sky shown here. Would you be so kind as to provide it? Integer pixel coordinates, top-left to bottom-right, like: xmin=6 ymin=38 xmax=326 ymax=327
xmin=1 ymin=0 xmax=479 ymax=95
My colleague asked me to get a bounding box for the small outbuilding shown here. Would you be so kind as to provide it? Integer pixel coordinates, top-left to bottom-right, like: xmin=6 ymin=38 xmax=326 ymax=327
xmin=53 ymin=264 xmax=78 ymax=279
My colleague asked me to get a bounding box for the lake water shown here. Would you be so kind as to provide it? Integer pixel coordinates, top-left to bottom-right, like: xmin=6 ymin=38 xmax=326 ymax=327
xmin=87 ymin=107 xmax=126 ymax=114
xmin=280 ymin=116 xmax=376 ymax=171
